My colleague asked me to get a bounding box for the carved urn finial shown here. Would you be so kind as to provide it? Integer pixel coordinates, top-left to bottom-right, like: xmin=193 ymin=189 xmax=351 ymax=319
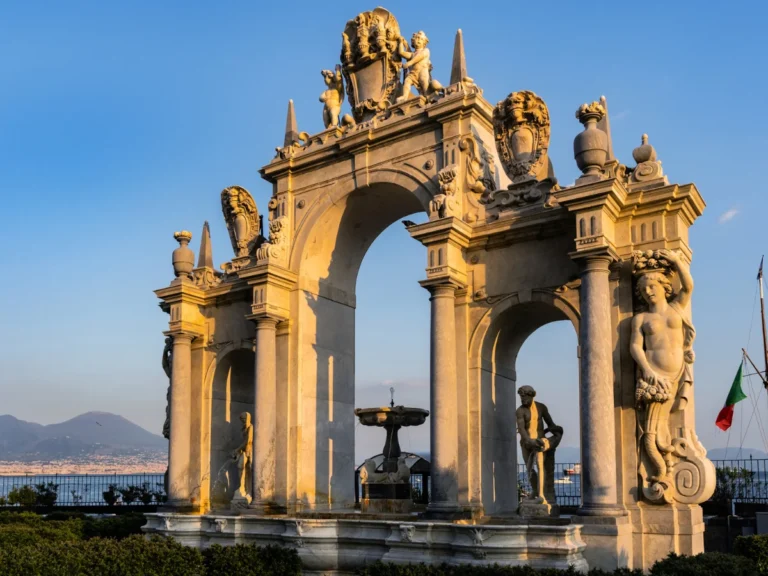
xmin=630 ymin=133 xmax=664 ymax=184
xmin=172 ymin=231 xmax=194 ymax=278
xmin=574 ymin=101 xmax=608 ymax=180
xmin=633 ymin=134 xmax=657 ymax=164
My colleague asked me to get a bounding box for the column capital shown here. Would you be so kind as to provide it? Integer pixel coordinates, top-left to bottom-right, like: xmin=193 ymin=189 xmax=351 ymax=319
xmin=162 ymin=330 xmax=197 ymax=343
xmin=245 ymin=314 xmax=281 ymax=328
xmin=419 ymin=278 xmax=464 ymax=295
xmin=570 ymin=246 xmax=619 ymax=269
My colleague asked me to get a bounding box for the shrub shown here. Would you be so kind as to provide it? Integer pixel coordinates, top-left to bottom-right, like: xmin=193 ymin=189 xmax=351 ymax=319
xmin=735 ymin=534 xmax=768 ymax=574
xmin=82 ymin=513 xmax=147 ymax=540
xmin=203 ymin=543 xmax=302 ymax=576
xmin=103 ymin=484 xmax=120 ymax=506
xmin=7 ymin=486 xmax=36 ymax=508
xmin=34 ymin=482 xmax=59 ymax=507
xmin=0 ymin=535 xmax=205 ymax=576
xmin=0 ymin=496 xmax=6 ymax=506
xmin=649 ymin=552 xmax=757 ymax=576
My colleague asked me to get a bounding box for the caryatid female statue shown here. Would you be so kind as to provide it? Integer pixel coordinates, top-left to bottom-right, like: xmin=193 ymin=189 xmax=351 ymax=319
xmin=631 ymin=249 xmax=713 ymax=504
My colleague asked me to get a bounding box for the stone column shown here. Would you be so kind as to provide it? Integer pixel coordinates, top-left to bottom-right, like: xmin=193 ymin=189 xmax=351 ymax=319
xmin=578 ymin=255 xmax=622 ymax=515
xmin=427 ymin=284 xmax=460 ymax=515
xmin=167 ymin=332 xmax=194 ymax=508
xmin=251 ymin=317 xmax=278 ymax=511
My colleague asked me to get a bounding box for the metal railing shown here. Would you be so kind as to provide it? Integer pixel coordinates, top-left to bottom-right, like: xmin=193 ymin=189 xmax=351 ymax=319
xmin=0 ymin=473 xmax=165 ymax=507
xmin=711 ymin=458 xmax=768 ymax=503
xmin=3 ymin=459 xmax=768 ymax=510
xmin=517 ymin=463 xmax=581 ymax=508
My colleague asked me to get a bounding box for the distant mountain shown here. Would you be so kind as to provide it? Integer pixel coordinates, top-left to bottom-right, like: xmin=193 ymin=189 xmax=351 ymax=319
xmin=0 ymin=412 xmax=166 ymax=461
xmin=708 ymin=447 xmax=768 ymax=460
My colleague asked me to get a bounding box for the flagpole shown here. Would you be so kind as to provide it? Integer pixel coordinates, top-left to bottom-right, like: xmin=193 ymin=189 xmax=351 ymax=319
xmin=759 ymin=256 xmax=768 ymax=390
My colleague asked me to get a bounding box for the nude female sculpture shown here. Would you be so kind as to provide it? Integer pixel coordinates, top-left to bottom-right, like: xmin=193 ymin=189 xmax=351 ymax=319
xmin=630 ymin=249 xmax=695 ymax=498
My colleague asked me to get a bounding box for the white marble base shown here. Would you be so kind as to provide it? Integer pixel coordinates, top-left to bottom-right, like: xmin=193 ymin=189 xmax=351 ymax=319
xmin=143 ymin=513 xmax=588 ymax=574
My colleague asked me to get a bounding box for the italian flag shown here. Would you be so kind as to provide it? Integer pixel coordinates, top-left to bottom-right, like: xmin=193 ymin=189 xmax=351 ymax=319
xmin=716 ymin=363 xmax=748 ymax=431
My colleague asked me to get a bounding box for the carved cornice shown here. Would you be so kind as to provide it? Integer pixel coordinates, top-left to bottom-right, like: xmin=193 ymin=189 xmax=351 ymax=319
xmin=554 ymin=178 xmax=629 ymax=220
xmin=260 ymin=89 xmax=494 ymax=183
xmin=621 ymin=182 xmax=705 ymax=226
xmin=238 ymin=263 xmax=298 ymax=290
xmin=407 ymin=216 xmax=472 ymax=249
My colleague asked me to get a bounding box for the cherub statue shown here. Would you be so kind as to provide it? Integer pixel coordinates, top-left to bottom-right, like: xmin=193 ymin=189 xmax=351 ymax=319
xmin=320 ymin=66 xmax=345 ymax=128
xmin=396 ymin=31 xmax=443 ymax=103
xmin=231 ymin=412 xmax=253 ymax=503
xmin=516 ymin=385 xmax=562 ymax=508
xmin=631 ymin=249 xmax=695 ymax=496
xmin=220 ymin=186 xmax=260 ymax=258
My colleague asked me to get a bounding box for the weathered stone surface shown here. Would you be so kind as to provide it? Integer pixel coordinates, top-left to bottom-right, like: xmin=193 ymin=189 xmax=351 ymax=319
xmin=154 ymin=7 xmax=712 ymax=572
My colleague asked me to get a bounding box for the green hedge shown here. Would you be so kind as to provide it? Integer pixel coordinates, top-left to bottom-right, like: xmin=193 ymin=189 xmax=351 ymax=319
xmin=0 ymin=514 xmax=302 ymax=576
xmin=0 ymin=535 xmax=205 ymax=576
xmin=735 ymin=534 xmax=768 ymax=574
xmin=355 ymin=553 xmax=759 ymax=575
xmin=203 ymin=544 xmax=301 ymax=576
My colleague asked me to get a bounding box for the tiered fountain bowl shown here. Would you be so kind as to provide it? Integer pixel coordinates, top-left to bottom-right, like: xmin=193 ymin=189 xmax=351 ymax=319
xmin=354 ymin=405 xmax=429 ymax=514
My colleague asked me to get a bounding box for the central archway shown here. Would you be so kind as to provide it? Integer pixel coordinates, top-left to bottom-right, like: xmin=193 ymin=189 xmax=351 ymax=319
xmin=291 ymin=174 xmax=434 ymax=509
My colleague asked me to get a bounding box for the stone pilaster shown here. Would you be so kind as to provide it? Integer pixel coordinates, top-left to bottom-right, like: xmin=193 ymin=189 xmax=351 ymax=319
xmin=576 ymin=254 xmax=624 ymax=516
xmin=167 ymin=332 xmax=195 ymax=509
xmin=250 ymin=316 xmax=279 ymax=512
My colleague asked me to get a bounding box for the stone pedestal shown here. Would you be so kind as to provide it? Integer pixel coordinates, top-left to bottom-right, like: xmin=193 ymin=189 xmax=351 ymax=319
xmin=361 ymin=483 xmax=413 ymax=514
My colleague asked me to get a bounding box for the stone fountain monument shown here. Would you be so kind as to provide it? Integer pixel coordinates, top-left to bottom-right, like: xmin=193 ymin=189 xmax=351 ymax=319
xmin=145 ymin=7 xmax=715 ymax=574
xmin=355 ymin=390 xmax=429 ymax=513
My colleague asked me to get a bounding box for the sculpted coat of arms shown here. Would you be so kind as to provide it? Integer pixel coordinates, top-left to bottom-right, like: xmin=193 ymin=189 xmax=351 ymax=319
xmin=340 ymin=8 xmax=403 ymax=121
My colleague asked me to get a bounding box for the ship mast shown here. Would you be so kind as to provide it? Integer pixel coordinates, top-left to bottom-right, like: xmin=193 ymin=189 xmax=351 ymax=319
xmin=759 ymin=256 xmax=768 ymax=389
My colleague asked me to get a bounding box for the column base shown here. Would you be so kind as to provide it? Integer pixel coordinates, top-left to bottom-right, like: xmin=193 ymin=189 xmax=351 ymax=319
xmin=572 ymin=514 xmax=633 ymax=571
xmin=424 ymin=502 xmax=481 ymax=521
xmin=576 ymin=503 xmax=628 ymax=517
xmin=245 ymin=500 xmax=288 ymax=515
xmin=160 ymin=500 xmax=197 ymax=513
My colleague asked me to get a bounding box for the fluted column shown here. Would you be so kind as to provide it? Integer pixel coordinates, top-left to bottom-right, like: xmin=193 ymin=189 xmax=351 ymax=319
xmin=251 ymin=317 xmax=278 ymax=511
xmin=427 ymin=283 xmax=460 ymax=515
xmin=578 ymin=255 xmax=623 ymax=516
xmin=167 ymin=332 xmax=194 ymax=508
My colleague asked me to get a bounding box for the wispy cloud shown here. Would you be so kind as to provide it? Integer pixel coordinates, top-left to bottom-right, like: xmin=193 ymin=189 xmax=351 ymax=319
xmin=611 ymin=110 xmax=630 ymax=121
xmin=718 ymin=208 xmax=739 ymax=224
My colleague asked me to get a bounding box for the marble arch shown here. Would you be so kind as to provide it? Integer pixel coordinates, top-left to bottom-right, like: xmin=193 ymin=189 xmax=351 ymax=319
xmin=152 ymin=8 xmax=715 ymax=573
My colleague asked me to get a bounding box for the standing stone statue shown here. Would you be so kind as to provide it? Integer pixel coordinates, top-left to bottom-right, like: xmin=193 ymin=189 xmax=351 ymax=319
xmin=320 ymin=66 xmax=344 ymax=128
xmin=516 ymin=385 xmax=562 ymax=516
xmin=231 ymin=412 xmax=253 ymax=507
xmin=161 ymin=336 xmax=173 ymax=439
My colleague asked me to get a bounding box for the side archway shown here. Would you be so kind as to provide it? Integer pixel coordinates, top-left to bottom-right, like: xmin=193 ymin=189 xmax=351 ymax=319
xmin=201 ymin=343 xmax=255 ymax=509
xmin=467 ymin=290 xmax=580 ymax=515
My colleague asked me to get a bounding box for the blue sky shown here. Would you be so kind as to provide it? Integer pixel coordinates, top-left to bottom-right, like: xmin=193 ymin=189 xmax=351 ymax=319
xmin=1 ymin=1 xmax=767 ymax=462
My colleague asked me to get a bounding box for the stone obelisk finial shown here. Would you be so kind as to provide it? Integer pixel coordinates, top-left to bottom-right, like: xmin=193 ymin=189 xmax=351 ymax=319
xmin=284 ymin=99 xmax=299 ymax=147
xmin=197 ymin=221 xmax=214 ymax=269
xmin=598 ymin=95 xmax=615 ymax=162
xmin=450 ymin=29 xmax=469 ymax=85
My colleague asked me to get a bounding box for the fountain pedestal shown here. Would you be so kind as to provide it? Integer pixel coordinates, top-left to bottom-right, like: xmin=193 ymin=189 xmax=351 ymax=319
xmin=355 ymin=405 xmax=429 ymax=514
